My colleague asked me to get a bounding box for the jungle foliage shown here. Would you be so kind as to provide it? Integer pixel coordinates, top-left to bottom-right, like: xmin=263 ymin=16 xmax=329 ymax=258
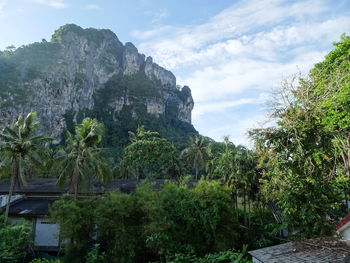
xmin=50 ymin=181 xmax=274 ymax=263
xmin=249 ymin=34 xmax=350 ymax=237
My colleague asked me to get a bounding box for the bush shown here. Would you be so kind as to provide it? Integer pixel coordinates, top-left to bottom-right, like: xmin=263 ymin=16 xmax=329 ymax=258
xmin=0 ymin=217 xmax=33 ymax=263
xmin=164 ymin=249 xmax=251 ymax=263
xmin=50 ymin=181 xmax=266 ymax=263
xmin=85 ymin=244 xmax=107 ymax=263
xmin=29 ymin=259 xmax=62 ymax=263
xmin=138 ymin=181 xmax=241 ymax=258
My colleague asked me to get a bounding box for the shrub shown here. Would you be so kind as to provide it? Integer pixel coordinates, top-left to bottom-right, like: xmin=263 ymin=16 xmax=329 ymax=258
xmin=85 ymin=244 xmax=107 ymax=263
xmin=0 ymin=217 xmax=33 ymax=263
xmin=164 ymin=249 xmax=251 ymax=263
xmin=29 ymin=259 xmax=62 ymax=263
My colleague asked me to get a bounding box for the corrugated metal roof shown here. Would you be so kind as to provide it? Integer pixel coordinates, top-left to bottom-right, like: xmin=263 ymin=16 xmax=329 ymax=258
xmin=249 ymin=239 xmax=350 ymax=263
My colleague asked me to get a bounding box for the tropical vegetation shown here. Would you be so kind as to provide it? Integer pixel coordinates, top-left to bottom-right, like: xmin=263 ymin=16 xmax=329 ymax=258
xmin=1 ymin=34 xmax=350 ymax=262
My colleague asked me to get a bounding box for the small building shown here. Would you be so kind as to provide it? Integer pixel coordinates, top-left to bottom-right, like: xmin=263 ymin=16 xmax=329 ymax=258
xmin=0 ymin=178 xmax=195 ymax=252
xmin=337 ymin=214 xmax=350 ymax=245
xmin=249 ymin=238 xmax=350 ymax=263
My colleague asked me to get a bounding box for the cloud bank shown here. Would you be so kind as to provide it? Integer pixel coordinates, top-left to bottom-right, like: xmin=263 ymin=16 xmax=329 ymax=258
xmin=131 ymin=0 xmax=350 ymax=145
xmin=33 ymin=0 xmax=69 ymax=9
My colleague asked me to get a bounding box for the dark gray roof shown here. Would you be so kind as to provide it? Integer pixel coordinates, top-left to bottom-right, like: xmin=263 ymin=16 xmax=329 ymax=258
xmin=0 ymin=178 xmax=197 ymax=195
xmin=9 ymin=197 xmax=57 ymax=216
xmin=0 ymin=179 xmax=62 ymax=194
xmin=249 ymin=239 xmax=350 ymax=263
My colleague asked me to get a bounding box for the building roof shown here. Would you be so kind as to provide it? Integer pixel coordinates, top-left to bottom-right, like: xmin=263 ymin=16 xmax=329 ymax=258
xmin=0 ymin=178 xmax=196 ymax=195
xmin=249 ymin=238 xmax=350 ymax=263
xmin=8 ymin=197 xmax=57 ymax=216
xmin=337 ymin=214 xmax=350 ymax=232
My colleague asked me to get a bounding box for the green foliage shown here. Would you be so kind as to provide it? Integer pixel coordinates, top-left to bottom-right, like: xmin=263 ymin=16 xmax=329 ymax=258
xmin=49 ymin=181 xmax=264 ymax=263
xmin=55 ymin=118 xmax=111 ymax=197
xmin=249 ymin=35 xmax=350 ymax=237
xmin=0 ymin=217 xmax=33 ymax=263
xmin=0 ymin=112 xmax=52 ymax=223
xmin=29 ymin=259 xmax=62 ymax=263
xmin=118 ymin=126 xmax=181 ymax=179
xmin=62 ymin=72 xmax=198 ymax=160
xmin=50 ymin=197 xmax=97 ymax=263
xmin=0 ymin=40 xmax=61 ymax=106
xmin=181 ymin=136 xmax=210 ymax=179
xmin=85 ymin=244 xmax=107 ymax=263
xmin=95 ymin=192 xmax=146 ymax=263
xmin=157 ymin=249 xmax=250 ymax=263
xmin=137 ymin=181 xmax=241 ymax=258
xmin=51 ymin=24 xmax=117 ymax=48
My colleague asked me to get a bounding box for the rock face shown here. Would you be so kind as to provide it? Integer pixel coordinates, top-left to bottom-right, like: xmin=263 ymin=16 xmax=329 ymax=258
xmin=0 ymin=24 xmax=195 ymax=142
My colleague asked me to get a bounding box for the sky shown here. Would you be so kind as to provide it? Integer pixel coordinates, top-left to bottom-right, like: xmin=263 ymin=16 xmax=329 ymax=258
xmin=1 ymin=0 xmax=350 ymax=146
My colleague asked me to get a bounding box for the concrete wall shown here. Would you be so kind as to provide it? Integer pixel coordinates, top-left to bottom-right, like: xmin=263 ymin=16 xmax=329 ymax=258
xmin=34 ymin=217 xmax=60 ymax=247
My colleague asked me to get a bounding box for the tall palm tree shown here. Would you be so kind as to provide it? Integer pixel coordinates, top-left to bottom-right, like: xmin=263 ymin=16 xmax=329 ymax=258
xmin=56 ymin=118 xmax=111 ymax=198
xmin=181 ymin=136 xmax=210 ymax=180
xmin=0 ymin=112 xmax=52 ymax=223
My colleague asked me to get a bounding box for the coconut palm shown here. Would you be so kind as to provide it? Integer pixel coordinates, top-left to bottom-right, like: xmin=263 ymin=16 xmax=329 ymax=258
xmin=0 ymin=112 xmax=52 ymax=223
xmin=181 ymin=136 xmax=210 ymax=180
xmin=56 ymin=118 xmax=111 ymax=198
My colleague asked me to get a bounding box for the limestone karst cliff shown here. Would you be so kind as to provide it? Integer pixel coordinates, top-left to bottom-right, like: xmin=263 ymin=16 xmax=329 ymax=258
xmin=0 ymin=24 xmax=196 ymax=152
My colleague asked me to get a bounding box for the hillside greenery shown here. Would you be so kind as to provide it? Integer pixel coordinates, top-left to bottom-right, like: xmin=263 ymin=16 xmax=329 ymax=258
xmin=62 ymin=71 xmax=197 ymax=158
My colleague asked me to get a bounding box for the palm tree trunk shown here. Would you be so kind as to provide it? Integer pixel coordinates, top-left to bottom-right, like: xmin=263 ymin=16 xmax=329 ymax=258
xmin=4 ymin=160 xmax=17 ymax=224
xmin=243 ymin=189 xmax=247 ymax=226
xmin=74 ymin=172 xmax=79 ymax=199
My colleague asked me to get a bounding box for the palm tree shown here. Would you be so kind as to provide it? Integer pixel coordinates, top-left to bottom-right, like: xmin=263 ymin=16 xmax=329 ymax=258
xmin=181 ymin=136 xmax=210 ymax=180
xmin=56 ymin=118 xmax=111 ymax=198
xmin=0 ymin=112 xmax=52 ymax=223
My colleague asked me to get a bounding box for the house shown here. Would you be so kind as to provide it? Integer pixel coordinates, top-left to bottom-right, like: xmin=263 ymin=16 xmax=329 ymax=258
xmin=0 ymin=178 xmax=195 ymax=252
xmin=249 ymin=237 xmax=350 ymax=263
xmin=337 ymin=214 xmax=350 ymax=245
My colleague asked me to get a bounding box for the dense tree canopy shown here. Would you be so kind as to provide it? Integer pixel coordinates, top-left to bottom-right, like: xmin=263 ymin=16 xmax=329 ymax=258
xmin=250 ymin=35 xmax=350 ymax=237
xmin=118 ymin=126 xmax=181 ymax=179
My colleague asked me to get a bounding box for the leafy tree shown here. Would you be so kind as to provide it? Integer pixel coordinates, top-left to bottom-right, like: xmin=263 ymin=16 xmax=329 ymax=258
xmin=118 ymin=126 xmax=181 ymax=179
xmin=249 ymin=65 xmax=347 ymax=236
xmin=50 ymin=197 xmax=97 ymax=263
xmin=0 ymin=112 xmax=51 ymax=223
xmin=56 ymin=118 xmax=111 ymax=198
xmin=181 ymin=136 xmax=210 ymax=180
xmin=308 ymin=34 xmax=350 ymax=205
xmin=137 ymin=181 xmax=241 ymax=259
xmin=50 ymin=181 xmax=253 ymax=263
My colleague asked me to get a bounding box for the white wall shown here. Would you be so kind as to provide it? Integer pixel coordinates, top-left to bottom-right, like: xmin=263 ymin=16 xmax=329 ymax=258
xmin=34 ymin=218 xmax=60 ymax=247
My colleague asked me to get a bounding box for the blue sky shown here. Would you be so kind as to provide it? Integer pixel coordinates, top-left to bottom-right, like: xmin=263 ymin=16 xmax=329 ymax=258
xmin=1 ymin=0 xmax=350 ymax=146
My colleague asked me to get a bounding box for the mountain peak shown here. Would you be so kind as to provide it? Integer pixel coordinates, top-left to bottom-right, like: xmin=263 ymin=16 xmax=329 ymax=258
xmin=0 ymin=24 xmax=196 ymax=151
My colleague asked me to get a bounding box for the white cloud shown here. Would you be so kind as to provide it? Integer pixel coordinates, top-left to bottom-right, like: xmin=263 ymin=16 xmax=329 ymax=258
xmin=193 ymin=93 xmax=270 ymax=117
xmin=145 ymin=8 xmax=169 ymax=24
xmin=86 ymin=4 xmax=100 ymax=10
xmin=33 ymin=0 xmax=69 ymax=9
xmin=132 ymin=0 xmax=350 ymax=144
